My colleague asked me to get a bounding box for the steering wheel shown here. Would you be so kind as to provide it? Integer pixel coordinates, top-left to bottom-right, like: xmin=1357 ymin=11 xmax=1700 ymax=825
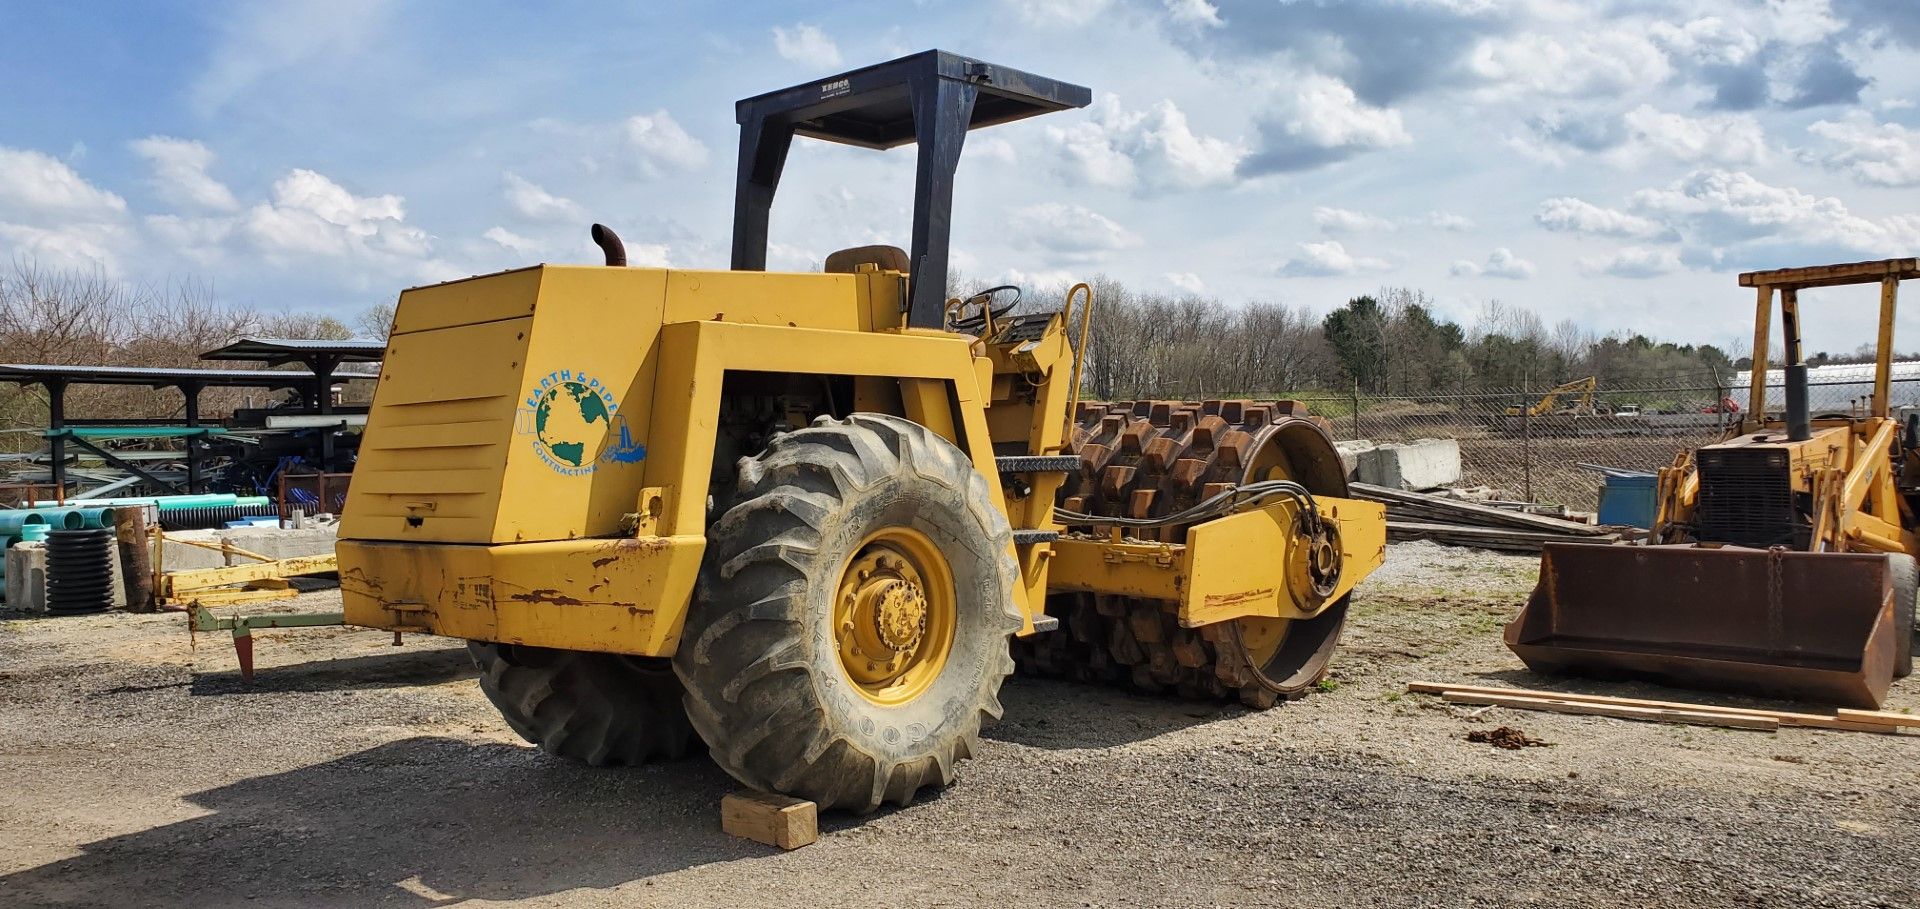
xmin=948 ymin=285 xmax=1021 ymax=333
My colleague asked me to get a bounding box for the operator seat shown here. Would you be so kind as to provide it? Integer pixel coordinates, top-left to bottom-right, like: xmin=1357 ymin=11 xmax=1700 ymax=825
xmin=824 ymin=245 xmax=909 ymax=274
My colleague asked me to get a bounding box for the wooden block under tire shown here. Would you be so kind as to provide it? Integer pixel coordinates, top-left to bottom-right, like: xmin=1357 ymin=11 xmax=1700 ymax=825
xmin=722 ymin=790 xmax=818 ymax=850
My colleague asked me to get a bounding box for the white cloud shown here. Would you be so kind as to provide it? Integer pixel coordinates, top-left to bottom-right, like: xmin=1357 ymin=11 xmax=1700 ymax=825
xmin=1469 ymin=30 xmax=1671 ymax=98
xmin=1580 ymin=246 xmax=1683 ymax=278
xmin=1164 ymin=0 xmax=1222 ymax=27
xmin=771 ymin=24 xmax=842 ymax=69
xmin=1045 ymin=94 xmax=1246 ymax=194
xmin=502 ymin=172 xmax=585 ymax=222
xmin=622 ymin=242 xmax=672 ymax=267
xmin=625 ymin=110 xmax=710 ymax=177
xmin=129 ymin=137 xmax=240 ymax=212
xmin=1246 ymin=75 xmax=1410 ymax=173
xmin=1424 ymin=211 xmax=1475 ymax=231
xmin=144 ymin=213 xmax=234 ymax=265
xmin=0 ymin=222 xmax=125 ymax=274
xmin=1450 ymin=247 xmax=1535 ymax=279
xmin=1166 ymin=271 xmax=1207 ymax=294
xmin=969 ymin=137 xmax=1018 ymax=165
xmin=235 ymin=169 xmax=451 ymax=283
xmin=1535 ymin=197 xmax=1670 ymax=238
xmin=1009 ymin=202 xmax=1143 ymax=260
xmin=1007 ymin=0 xmax=1113 ymax=28
xmin=1313 ymin=206 xmax=1396 ymax=233
xmin=482 ymin=226 xmax=543 ymax=255
xmin=999 ymin=266 xmax=1080 ymax=288
xmin=1621 ymin=105 xmax=1767 ymax=166
xmin=1628 ymin=168 xmax=1920 ymax=257
xmin=0 ymin=147 xmax=128 ymax=273
xmin=1807 ymin=113 xmax=1920 ymax=186
xmin=1277 ymin=240 xmax=1391 ymax=277
xmin=1649 ymin=16 xmax=1759 ymax=68
xmin=0 ymin=147 xmax=127 ymax=219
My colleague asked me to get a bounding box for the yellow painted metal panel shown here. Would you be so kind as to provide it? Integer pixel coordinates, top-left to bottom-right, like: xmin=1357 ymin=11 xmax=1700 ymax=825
xmin=344 ymin=314 xmax=528 ymax=540
xmin=1047 ymin=495 xmax=1387 ymax=628
xmin=1183 ymin=496 xmax=1385 ymax=625
xmin=344 ymin=266 xmax=670 ymax=545
xmin=661 ymin=269 xmax=861 ymax=329
xmin=391 ymin=267 xmax=542 ymax=334
xmin=1047 ymin=537 xmax=1184 ymax=599
xmin=493 ymin=267 xmax=668 ymax=543
xmin=338 ymin=535 xmax=705 ymax=656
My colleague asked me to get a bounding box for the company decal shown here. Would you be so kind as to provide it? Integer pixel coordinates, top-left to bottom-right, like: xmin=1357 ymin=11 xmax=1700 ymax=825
xmin=515 ymin=369 xmax=647 ymax=476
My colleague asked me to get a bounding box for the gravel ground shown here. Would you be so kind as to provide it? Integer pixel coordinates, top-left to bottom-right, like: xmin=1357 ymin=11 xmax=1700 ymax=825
xmin=2 ymin=540 xmax=1917 ymax=909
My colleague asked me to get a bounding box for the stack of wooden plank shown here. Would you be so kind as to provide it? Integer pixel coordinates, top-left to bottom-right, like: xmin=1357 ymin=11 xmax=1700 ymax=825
xmin=1409 ymin=682 xmax=1920 ymax=734
xmin=1350 ymin=482 xmax=1620 ymax=553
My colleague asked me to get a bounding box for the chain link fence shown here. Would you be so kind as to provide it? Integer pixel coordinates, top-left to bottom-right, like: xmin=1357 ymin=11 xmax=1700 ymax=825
xmin=1293 ymin=365 xmax=1920 ymax=510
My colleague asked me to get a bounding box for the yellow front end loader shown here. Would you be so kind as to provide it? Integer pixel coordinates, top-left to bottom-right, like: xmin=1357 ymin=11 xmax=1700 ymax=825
xmin=336 ymin=51 xmax=1386 ymax=811
xmin=1509 ymin=259 xmax=1920 ymax=708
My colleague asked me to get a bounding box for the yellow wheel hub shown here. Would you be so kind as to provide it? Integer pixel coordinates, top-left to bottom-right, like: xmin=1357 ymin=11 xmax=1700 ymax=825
xmin=835 ymin=528 xmax=957 ymax=706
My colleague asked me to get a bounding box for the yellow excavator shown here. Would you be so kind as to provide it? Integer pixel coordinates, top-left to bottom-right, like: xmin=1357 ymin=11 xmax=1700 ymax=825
xmin=1509 ymin=258 xmax=1920 ymax=708
xmin=335 ymin=52 xmax=1385 ymax=811
xmin=1505 ymin=376 xmax=1599 ymax=417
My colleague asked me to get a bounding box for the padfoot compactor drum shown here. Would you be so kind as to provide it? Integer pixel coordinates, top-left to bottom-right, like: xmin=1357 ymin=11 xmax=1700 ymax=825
xmin=336 ymin=51 xmax=1385 ymax=811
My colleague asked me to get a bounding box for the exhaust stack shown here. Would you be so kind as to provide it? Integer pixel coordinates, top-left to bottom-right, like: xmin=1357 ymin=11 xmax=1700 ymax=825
xmin=591 ymin=223 xmax=626 ymax=267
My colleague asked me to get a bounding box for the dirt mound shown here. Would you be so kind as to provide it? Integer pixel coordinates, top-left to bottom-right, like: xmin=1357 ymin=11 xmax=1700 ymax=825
xmin=1467 ymin=725 xmax=1550 ymax=750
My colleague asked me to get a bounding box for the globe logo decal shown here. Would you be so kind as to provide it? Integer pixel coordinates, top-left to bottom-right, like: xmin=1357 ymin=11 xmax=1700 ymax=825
xmin=533 ymin=380 xmax=612 ymax=469
xmin=517 ymin=369 xmax=646 ymax=476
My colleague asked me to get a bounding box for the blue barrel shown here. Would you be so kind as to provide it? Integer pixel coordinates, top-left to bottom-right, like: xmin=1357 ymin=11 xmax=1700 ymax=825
xmin=1597 ymin=473 xmax=1658 ymax=529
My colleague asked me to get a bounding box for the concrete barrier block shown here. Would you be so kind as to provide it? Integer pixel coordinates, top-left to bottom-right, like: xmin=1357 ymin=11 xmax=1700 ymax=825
xmin=1333 ymin=440 xmax=1377 ymax=479
xmin=159 ymin=526 xmax=337 ymax=572
xmin=1354 ymin=438 xmax=1462 ymax=491
xmin=6 ymin=542 xmax=48 ymax=614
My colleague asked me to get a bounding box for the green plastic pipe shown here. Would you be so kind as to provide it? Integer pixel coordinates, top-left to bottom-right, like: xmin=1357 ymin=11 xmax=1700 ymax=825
xmin=0 ymin=510 xmax=85 ymax=533
xmin=31 ymin=494 xmax=238 ymax=510
xmin=36 ymin=506 xmax=120 ymax=529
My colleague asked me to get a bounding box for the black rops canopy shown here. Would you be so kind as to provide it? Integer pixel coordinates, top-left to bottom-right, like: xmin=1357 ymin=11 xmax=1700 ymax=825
xmin=730 ymin=50 xmax=1092 ymax=329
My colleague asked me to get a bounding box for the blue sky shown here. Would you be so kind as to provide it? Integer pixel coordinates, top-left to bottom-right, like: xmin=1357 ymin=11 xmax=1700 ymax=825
xmin=3 ymin=0 xmax=1919 ymax=355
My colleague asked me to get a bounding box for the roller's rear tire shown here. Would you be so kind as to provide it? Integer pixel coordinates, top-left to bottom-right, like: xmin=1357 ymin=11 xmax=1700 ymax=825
xmin=468 ymin=641 xmax=696 ymax=764
xmin=675 ymin=414 xmax=1022 ymax=813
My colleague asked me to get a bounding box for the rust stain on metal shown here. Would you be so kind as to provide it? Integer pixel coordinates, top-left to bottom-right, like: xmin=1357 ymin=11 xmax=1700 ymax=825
xmin=510 ymin=588 xmax=589 ymax=606
xmin=590 ymin=536 xmax=672 ymax=568
xmin=1203 ymin=587 xmax=1273 ymax=608
xmin=502 ymin=585 xmax=646 ymax=612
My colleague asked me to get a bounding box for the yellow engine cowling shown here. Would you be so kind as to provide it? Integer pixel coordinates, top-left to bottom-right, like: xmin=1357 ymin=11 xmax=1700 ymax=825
xmin=338 ymin=263 xmax=916 ymax=655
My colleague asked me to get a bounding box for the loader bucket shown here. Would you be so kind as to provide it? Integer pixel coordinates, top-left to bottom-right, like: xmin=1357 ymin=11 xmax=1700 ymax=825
xmin=1506 ymin=543 xmax=1900 ymax=709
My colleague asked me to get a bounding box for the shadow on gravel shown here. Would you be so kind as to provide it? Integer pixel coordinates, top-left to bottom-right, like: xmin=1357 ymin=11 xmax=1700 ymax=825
xmin=0 ymin=737 xmax=756 ymax=907
xmin=985 ymin=674 xmax=1225 ymax=749
xmin=186 ymin=646 xmax=478 ymax=696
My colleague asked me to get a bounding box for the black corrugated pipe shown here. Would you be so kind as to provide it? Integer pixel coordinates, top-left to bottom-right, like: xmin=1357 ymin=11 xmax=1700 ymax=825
xmin=1785 ymin=363 xmax=1811 ymax=441
xmin=591 ymin=223 xmax=626 ymax=267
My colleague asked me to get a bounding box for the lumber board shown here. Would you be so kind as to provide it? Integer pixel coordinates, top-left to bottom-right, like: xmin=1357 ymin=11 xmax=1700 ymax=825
xmin=1352 ymin=483 xmax=1614 ymax=535
xmin=1410 ymin=682 xmax=1907 ymax=733
xmin=721 ymin=791 xmax=817 ymax=850
xmin=1837 ymin=708 xmax=1920 ymax=729
xmin=1386 ymin=520 xmax=1612 ymax=542
xmin=1440 ymin=691 xmax=1779 ymax=731
xmin=1387 ymin=521 xmax=1618 ymax=552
